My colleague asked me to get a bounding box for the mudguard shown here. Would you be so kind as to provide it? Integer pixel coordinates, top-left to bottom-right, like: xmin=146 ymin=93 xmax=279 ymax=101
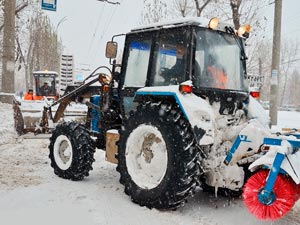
xmin=135 ymin=85 xmax=215 ymax=145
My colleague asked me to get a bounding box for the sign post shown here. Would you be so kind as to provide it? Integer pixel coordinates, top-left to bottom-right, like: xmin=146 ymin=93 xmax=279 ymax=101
xmin=41 ymin=0 xmax=57 ymax=11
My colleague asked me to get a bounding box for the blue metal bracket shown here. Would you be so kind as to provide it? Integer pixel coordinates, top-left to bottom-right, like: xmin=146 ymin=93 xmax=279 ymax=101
xmin=287 ymin=133 xmax=300 ymax=139
xmin=264 ymin=152 xmax=285 ymax=192
xmin=263 ymin=138 xmax=300 ymax=149
xmin=224 ymin=135 xmax=251 ymax=165
xmin=258 ymin=152 xmax=285 ymax=205
xmin=90 ymin=96 xmax=101 ymax=133
xmin=257 ymin=137 xmax=299 ymax=205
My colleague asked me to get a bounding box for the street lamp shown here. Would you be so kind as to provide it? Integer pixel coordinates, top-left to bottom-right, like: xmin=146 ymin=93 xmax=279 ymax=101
xmin=56 ymin=16 xmax=67 ymax=33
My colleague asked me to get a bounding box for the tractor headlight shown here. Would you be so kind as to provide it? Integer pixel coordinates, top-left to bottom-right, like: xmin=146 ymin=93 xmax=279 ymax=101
xmin=99 ymin=73 xmax=112 ymax=85
xmin=237 ymin=24 xmax=251 ymax=38
xmin=208 ymin=17 xmax=219 ymax=30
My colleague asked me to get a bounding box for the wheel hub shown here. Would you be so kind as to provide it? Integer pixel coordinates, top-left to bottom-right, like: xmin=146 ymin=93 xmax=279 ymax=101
xmin=141 ymin=133 xmax=161 ymax=163
xmin=125 ymin=124 xmax=168 ymax=189
xmin=258 ymin=188 xmax=276 ymax=205
xmin=58 ymin=140 xmax=71 ymax=163
xmin=53 ymin=135 xmax=73 ymax=170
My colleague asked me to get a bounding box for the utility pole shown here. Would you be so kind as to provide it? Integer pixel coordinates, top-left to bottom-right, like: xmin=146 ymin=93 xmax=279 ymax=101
xmin=269 ymin=0 xmax=282 ymax=126
xmin=1 ymin=0 xmax=16 ymax=103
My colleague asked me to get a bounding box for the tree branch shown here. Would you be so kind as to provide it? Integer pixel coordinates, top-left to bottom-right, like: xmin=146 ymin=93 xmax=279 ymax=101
xmin=0 ymin=2 xmax=28 ymax=31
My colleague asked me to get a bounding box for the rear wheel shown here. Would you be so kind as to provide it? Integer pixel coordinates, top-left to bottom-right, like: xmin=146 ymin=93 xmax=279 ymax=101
xmin=117 ymin=102 xmax=200 ymax=209
xmin=49 ymin=122 xmax=95 ymax=180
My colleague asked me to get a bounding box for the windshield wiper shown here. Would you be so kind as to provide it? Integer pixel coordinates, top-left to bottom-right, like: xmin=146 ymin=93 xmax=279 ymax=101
xmin=225 ymin=26 xmax=247 ymax=59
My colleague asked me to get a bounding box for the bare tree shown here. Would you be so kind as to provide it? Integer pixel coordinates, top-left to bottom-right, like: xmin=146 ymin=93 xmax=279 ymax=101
xmin=173 ymin=0 xmax=193 ymax=17
xmin=0 ymin=1 xmax=28 ymax=32
xmin=229 ymin=0 xmax=241 ymax=29
xmin=172 ymin=0 xmax=214 ymax=18
xmin=141 ymin=0 xmax=168 ymax=24
xmin=279 ymin=39 xmax=300 ymax=106
xmin=289 ymin=69 xmax=300 ymax=106
xmin=11 ymin=1 xmax=61 ymax=91
xmin=1 ymin=0 xmax=16 ymax=94
xmin=20 ymin=14 xmax=61 ymax=89
xmin=254 ymin=40 xmax=272 ymax=101
xmin=194 ymin=0 xmax=212 ymax=17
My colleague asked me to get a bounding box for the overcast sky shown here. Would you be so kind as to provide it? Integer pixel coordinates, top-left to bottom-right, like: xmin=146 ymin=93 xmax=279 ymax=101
xmin=44 ymin=0 xmax=300 ymax=75
xmin=45 ymin=0 xmax=142 ymax=74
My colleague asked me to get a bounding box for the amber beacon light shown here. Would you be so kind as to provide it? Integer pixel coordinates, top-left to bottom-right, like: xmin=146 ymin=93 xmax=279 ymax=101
xmin=208 ymin=17 xmax=219 ymax=30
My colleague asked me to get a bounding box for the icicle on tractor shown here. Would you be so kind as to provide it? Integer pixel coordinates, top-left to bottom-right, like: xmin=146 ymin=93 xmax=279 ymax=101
xmin=47 ymin=17 xmax=300 ymax=220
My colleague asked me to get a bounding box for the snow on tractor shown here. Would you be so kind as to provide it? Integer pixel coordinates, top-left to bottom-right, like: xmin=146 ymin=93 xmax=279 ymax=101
xmin=47 ymin=17 xmax=300 ymax=220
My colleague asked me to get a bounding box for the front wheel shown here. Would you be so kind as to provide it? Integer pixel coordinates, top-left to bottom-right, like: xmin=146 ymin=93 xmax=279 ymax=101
xmin=117 ymin=102 xmax=200 ymax=209
xmin=243 ymin=170 xmax=298 ymax=220
xmin=49 ymin=122 xmax=95 ymax=181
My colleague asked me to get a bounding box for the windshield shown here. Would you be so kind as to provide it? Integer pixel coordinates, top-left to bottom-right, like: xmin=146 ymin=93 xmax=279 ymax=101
xmin=193 ymin=28 xmax=248 ymax=91
xmin=34 ymin=74 xmax=57 ymax=96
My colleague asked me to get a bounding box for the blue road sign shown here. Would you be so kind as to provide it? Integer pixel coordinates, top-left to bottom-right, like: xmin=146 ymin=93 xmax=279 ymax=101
xmin=41 ymin=0 xmax=57 ymax=12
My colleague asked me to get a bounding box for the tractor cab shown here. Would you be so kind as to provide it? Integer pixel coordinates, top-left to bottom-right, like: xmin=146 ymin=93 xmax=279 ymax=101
xmin=108 ymin=17 xmax=251 ymax=116
xmin=30 ymin=71 xmax=58 ymax=100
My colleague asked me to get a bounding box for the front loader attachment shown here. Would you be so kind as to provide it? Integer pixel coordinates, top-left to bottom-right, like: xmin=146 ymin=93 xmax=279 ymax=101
xmin=13 ymin=96 xmax=47 ymax=134
xmin=48 ymin=77 xmax=100 ymax=123
xmin=12 ymin=77 xmax=101 ymax=135
xmin=13 ymin=95 xmax=88 ymax=135
xmin=12 ymin=73 xmax=112 ymax=135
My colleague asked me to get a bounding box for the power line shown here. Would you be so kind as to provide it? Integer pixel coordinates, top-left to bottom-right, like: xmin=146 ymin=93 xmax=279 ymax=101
xmin=281 ymin=58 xmax=300 ymax=65
xmin=86 ymin=2 xmax=106 ymax=60
xmin=97 ymin=0 xmax=120 ymax=5
xmin=90 ymin=2 xmax=120 ymax=67
xmin=259 ymin=58 xmax=300 ymax=70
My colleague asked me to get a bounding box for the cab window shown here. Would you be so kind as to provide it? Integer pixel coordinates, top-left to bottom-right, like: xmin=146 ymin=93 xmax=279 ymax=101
xmin=150 ymin=29 xmax=189 ymax=86
xmin=123 ymin=40 xmax=152 ymax=87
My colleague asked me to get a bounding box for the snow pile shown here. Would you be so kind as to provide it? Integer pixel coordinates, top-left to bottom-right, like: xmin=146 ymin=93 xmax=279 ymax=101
xmin=248 ymin=96 xmax=270 ymax=128
xmin=0 ymin=102 xmax=17 ymax=145
xmin=0 ymin=102 xmax=46 ymax=190
xmin=0 ymin=138 xmax=45 ymax=190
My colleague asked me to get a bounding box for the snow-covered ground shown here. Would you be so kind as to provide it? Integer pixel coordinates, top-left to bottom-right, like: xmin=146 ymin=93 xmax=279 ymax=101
xmin=1 ymin=102 xmax=300 ymax=225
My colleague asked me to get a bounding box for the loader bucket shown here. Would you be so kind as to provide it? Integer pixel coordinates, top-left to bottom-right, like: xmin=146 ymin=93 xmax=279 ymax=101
xmin=13 ymin=96 xmax=88 ymax=135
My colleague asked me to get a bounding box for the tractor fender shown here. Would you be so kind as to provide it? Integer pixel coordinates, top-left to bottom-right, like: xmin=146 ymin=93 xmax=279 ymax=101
xmin=135 ymin=85 xmax=215 ymax=145
xmin=249 ymin=148 xmax=300 ymax=185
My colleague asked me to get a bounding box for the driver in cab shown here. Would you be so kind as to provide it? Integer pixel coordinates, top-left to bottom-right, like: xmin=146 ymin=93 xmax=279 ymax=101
xmin=40 ymin=82 xmax=51 ymax=96
xmin=161 ymin=44 xmax=186 ymax=85
xmin=206 ymin=55 xmax=227 ymax=89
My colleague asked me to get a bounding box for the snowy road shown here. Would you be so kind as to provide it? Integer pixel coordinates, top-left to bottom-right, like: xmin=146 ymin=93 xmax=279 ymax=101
xmin=1 ymin=102 xmax=300 ymax=225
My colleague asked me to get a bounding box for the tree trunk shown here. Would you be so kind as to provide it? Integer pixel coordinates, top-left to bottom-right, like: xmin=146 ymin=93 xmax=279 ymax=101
xmin=1 ymin=0 xmax=16 ymax=95
xmin=194 ymin=0 xmax=211 ymax=17
xmin=230 ymin=0 xmax=241 ymax=29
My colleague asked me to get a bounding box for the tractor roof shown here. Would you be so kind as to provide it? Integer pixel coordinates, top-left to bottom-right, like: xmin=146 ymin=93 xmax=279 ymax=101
xmin=131 ymin=17 xmax=232 ymax=33
xmin=33 ymin=71 xmax=58 ymax=76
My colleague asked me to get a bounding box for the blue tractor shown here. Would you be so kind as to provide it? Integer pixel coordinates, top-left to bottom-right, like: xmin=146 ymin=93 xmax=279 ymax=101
xmin=47 ymin=17 xmax=300 ymax=218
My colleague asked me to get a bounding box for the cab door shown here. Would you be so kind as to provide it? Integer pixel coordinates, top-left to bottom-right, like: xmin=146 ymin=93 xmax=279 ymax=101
xmin=119 ymin=32 xmax=154 ymax=116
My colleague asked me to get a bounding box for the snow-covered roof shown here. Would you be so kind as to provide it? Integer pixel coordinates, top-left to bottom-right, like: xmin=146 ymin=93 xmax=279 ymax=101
xmin=131 ymin=17 xmax=232 ymax=33
xmin=33 ymin=71 xmax=58 ymax=76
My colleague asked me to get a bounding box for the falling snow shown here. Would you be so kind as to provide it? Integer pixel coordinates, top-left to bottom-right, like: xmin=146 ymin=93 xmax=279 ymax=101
xmin=1 ymin=102 xmax=300 ymax=224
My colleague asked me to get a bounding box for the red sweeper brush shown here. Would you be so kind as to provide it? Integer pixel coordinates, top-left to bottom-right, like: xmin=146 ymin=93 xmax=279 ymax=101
xmin=242 ymin=170 xmax=298 ymax=220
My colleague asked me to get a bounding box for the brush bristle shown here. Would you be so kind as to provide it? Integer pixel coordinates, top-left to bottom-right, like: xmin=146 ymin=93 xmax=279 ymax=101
xmin=242 ymin=170 xmax=298 ymax=220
